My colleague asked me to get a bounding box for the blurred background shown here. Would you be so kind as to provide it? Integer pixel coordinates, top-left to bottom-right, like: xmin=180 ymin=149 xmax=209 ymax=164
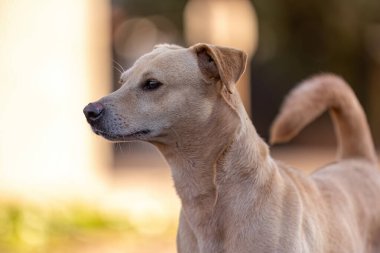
xmin=0 ymin=0 xmax=379 ymax=252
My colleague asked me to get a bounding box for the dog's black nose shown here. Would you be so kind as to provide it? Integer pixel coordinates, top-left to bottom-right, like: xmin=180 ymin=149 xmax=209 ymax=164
xmin=83 ymin=102 xmax=105 ymax=123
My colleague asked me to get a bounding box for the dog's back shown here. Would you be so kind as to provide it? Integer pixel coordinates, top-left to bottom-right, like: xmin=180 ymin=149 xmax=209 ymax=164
xmin=270 ymin=74 xmax=380 ymax=252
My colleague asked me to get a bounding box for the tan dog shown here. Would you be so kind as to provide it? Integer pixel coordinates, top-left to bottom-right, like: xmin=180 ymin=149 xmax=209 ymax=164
xmin=83 ymin=43 xmax=380 ymax=252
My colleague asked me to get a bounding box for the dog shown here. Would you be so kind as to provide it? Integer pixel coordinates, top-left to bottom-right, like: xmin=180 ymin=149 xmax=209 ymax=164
xmin=83 ymin=43 xmax=380 ymax=252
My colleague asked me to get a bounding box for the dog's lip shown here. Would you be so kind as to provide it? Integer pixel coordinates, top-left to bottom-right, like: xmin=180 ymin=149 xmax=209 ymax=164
xmin=92 ymin=128 xmax=151 ymax=141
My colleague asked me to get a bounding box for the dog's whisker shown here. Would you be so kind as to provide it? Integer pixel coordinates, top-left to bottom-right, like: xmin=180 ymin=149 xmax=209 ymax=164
xmin=113 ymin=59 xmax=125 ymax=72
xmin=169 ymin=127 xmax=181 ymax=148
xmin=112 ymin=65 xmax=122 ymax=74
xmin=126 ymin=141 xmax=132 ymax=154
xmin=116 ymin=142 xmax=122 ymax=154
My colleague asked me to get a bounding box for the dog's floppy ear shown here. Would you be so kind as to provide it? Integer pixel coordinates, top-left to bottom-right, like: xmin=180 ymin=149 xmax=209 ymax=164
xmin=192 ymin=43 xmax=247 ymax=93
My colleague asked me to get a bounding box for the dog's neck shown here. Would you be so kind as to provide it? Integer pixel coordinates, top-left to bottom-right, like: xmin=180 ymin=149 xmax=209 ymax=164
xmin=154 ymin=91 xmax=276 ymax=247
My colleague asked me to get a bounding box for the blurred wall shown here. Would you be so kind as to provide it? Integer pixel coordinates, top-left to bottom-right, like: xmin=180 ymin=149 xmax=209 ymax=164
xmin=0 ymin=0 xmax=112 ymax=199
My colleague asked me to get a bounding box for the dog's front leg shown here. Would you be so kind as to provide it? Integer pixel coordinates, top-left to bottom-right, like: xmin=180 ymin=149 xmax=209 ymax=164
xmin=177 ymin=209 xmax=200 ymax=253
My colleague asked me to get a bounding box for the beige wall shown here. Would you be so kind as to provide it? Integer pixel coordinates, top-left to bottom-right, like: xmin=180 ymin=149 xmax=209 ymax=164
xmin=0 ymin=0 xmax=112 ymax=199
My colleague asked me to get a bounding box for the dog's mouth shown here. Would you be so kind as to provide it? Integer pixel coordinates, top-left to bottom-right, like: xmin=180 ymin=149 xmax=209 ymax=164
xmin=92 ymin=128 xmax=151 ymax=142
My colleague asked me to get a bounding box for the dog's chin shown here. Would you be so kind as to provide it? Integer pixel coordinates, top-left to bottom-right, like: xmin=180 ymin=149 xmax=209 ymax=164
xmin=92 ymin=128 xmax=152 ymax=142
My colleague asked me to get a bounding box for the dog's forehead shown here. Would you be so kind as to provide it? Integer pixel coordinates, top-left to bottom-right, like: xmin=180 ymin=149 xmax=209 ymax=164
xmin=139 ymin=47 xmax=194 ymax=68
xmin=120 ymin=46 xmax=198 ymax=83
xmin=155 ymin=47 xmax=193 ymax=67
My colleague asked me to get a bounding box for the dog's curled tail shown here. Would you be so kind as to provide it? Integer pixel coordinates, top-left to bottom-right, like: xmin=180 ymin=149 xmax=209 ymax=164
xmin=270 ymin=73 xmax=377 ymax=163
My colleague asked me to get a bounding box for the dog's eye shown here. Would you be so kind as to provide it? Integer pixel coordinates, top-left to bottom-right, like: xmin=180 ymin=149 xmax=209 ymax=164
xmin=142 ymin=79 xmax=162 ymax=91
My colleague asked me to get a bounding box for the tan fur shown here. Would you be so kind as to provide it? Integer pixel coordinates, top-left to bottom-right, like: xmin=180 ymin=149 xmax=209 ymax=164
xmin=84 ymin=44 xmax=380 ymax=253
xmin=270 ymin=74 xmax=377 ymax=163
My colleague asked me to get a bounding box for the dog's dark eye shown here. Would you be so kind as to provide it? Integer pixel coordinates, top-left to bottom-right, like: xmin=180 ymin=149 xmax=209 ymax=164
xmin=142 ymin=79 xmax=162 ymax=91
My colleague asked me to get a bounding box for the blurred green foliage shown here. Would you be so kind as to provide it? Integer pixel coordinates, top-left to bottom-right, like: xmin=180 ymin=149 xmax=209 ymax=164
xmin=252 ymin=0 xmax=380 ymax=87
xmin=0 ymin=201 xmax=175 ymax=253
xmin=250 ymin=0 xmax=380 ymax=139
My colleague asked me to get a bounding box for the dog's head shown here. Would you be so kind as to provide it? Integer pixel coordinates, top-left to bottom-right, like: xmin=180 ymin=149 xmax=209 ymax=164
xmin=83 ymin=43 xmax=247 ymax=143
